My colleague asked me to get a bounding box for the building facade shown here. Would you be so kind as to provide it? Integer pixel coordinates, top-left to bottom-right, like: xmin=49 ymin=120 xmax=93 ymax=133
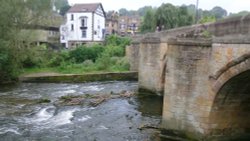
xmin=60 ymin=3 xmax=106 ymax=48
xmin=105 ymin=11 xmax=119 ymax=35
xmin=118 ymin=15 xmax=141 ymax=36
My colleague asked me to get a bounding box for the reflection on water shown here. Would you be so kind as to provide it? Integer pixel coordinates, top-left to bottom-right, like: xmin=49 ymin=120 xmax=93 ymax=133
xmin=0 ymin=81 xmax=164 ymax=141
xmin=135 ymin=94 xmax=163 ymax=117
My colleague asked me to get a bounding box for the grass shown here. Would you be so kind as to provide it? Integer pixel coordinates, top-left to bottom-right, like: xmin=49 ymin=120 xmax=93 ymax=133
xmin=21 ymin=64 xmax=129 ymax=76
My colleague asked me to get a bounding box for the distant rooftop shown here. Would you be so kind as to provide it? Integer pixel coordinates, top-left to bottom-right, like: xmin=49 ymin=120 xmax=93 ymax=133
xmin=67 ymin=3 xmax=102 ymax=13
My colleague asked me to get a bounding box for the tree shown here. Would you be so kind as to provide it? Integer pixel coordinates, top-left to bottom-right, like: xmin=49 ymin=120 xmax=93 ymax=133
xmin=54 ymin=0 xmax=68 ymax=10
xmin=177 ymin=6 xmax=193 ymax=26
xmin=53 ymin=0 xmax=70 ymax=15
xmin=60 ymin=5 xmax=71 ymax=16
xmin=140 ymin=9 xmax=156 ymax=32
xmin=0 ymin=0 xmax=52 ymax=82
xmin=155 ymin=3 xmax=193 ymax=30
xmin=138 ymin=6 xmax=153 ymax=17
xmin=210 ymin=6 xmax=227 ymax=19
xmin=228 ymin=11 xmax=250 ymax=18
xmin=155 ymin=3 xmax=179 ymax=29
xmin=119 ymin=8 xmax=129 ymax=16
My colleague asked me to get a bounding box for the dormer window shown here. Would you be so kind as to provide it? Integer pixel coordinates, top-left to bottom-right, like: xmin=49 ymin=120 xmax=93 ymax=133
xmin=71 ymin=14 xmax=74 ymax=20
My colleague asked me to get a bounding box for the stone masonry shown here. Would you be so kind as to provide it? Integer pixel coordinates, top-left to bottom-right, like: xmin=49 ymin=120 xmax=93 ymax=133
xmin=126 ymin=14 xmax=250 ymax=140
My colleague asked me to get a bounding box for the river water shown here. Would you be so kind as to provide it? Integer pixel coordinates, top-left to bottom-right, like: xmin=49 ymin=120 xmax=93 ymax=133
xmin=0 ymin=81 xmax=164 ymax=141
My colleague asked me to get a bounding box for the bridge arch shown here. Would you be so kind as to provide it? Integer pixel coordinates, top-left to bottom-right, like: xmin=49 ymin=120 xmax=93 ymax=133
xmin=209 ymin=53 xmax=250 ymax=137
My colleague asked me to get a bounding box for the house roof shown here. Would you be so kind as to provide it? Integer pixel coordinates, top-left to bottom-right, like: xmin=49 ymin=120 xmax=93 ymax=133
xmin=67 ymin=3 xmax=102 ymax=13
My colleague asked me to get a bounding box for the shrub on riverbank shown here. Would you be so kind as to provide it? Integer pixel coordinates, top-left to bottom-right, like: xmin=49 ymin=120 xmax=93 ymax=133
xmin=0 ymin=43 xmax=18 ymax=82
xmin=21 ymin=35 xmax=131 ymax=75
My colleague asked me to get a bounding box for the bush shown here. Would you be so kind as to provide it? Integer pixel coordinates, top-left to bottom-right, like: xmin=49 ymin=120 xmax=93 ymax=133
xmin=115 ymin=57 xmax=130 ymax=70
xmin=48 ymin=51 xmax=70 ymax=67
xmin=0 ymin=42 xmax=18 ymax=82
xmin=69 ymin=44 xmax=104 ymax=63
xmin=103 ymin=45 xmax=125 ymax=57
xmin=96 ymin=51 xmax=111 ymax=70
xmin=82 ymin=60 xmax=94 ymax=67
xmin=105 ymin=35 xmax=131 ymax=48
xmin=21 ymin=45 xmax=49 ymax=68
xmin=21 ymin=36 xmax=131 ymax=75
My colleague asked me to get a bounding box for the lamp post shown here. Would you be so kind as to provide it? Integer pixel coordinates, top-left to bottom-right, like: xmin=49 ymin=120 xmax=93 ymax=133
xmin=195 ymin=0 xmax=199 ymax=23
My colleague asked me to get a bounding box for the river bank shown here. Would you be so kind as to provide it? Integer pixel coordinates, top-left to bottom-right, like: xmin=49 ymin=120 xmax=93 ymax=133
xmin=19 ymin=72 xmax=138 ymax=83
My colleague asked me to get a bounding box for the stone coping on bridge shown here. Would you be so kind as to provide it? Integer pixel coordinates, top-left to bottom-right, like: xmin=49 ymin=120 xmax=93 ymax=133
xmin=19 ymin=72 xmax=138 ymax=83
xmin=141 ymin=37 xmax=161 ymax=44
xmin=213 ymin=34 xmax=250 ymax=44
xmin=167 ymin=37 xmax=212 ymax=46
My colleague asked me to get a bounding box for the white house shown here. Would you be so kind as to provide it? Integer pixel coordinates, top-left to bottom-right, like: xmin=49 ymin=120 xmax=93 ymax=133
xmin=60 ymin=3 xmax=106 ymax=48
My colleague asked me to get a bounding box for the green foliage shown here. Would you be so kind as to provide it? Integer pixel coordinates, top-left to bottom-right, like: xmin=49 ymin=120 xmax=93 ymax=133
xmin=138 ymin=6 xmax=154 ymax=17
xmin=0 ymin=0 xmax=52 ymax=82
xmin=210 ymin=6 xmax=227 ymax=19
xmin=199 ymin=16 xmax=216 ymax=24
xmin=140 ymin=9 xmax=156 ymax=33
xmin=118 ymin=8 xmax=130 ymax=16
xmin=140 ymin=3 xmax=193 ymax=32
xmin=139 ymin=4 xmax=228 ymax=32
xmin=111 ymin=57 xmax=130 ymax=71
xmin=155 ymin=3 xmax=193 ymax=29
xmin=202 ymin=30 xmax=212 ymax=38
xmin=21 ymin=45 xmax=49 ymax=68
xmin=177 ymin=6 xmax=194 ymax=26
xmin=105 ymin=35 xmax=131 ymax=48
xmin=48 ymin=51 xmax=70 ymax=67
xmin=23 ymin=35 xmax=131 ymax=75
xmin=155 ymin=3 xmax=178 ymax=29
xmin=198 ymin=6 xmax=227 ymax=22
xmin=0 ymin=42 xmax=18 ymax=82
xmin=228 ymin=11 xmax=250 ymax=18
xmin=103 ymin=45 xmax=125 ymax=57
xmin=69 ymin=44 xmax=104 ymax=63
xmin=53 ymin=0 xmax=71 ymax=16
xmin=54 ymin=0 xmax=68 ymax=10
xmin=60 ymin=5 xmax=71 ymax=16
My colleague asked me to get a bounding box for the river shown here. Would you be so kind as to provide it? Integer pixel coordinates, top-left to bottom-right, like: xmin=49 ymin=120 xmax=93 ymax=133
xmin=0 ymin=81 xmax=164 ymax=141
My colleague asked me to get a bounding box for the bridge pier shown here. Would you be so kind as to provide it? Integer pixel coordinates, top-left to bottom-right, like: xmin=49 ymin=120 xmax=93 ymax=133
xmin=162 ymin=38 xmax=212 ymax=139
xmin=138 ymin=37 xmax=168 ymax=95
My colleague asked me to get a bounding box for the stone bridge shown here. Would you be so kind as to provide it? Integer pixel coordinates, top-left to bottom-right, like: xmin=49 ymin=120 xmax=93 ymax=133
xmin=126 ymin=15 xmax=250 ymax=140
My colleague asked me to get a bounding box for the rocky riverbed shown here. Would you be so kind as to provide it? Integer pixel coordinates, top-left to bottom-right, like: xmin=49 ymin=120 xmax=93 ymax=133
xmin=0 ymin=81 xmax=165 ymax=141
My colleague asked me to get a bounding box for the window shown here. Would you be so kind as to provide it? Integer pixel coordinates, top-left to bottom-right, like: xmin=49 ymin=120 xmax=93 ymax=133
xmin=82 ymin=30 xmax=86 ymax=38
xmin=71 ymin=14 xmax=74 ymax=20
xmin=81 ymin=18 xmax=87 ymax=27
xmin=71 ymin=24 xmax=74 ymax=31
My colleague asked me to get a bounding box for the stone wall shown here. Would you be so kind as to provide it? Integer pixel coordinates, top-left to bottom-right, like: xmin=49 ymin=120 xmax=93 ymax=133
xmin=162 ymin=38 xmax=212 ymax=139
xmin=125 ymin=14 xmax=250 ymax=139
xmin=207 ymin=41 xmax=250 ymax=138
xmin=126 ymin=38 xmax=141 ymax=71
xmin=127 ymin=14 xmax=250 ymax=94
xmin=208 ymin=70 xmax=250 ymax=139
xmin=138 ymin=37 xmax=168 ymax=95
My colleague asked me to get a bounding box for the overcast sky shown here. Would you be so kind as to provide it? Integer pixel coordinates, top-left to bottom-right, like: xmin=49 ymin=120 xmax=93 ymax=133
xmin=68 ymin=0 xmax=250 ymax=14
